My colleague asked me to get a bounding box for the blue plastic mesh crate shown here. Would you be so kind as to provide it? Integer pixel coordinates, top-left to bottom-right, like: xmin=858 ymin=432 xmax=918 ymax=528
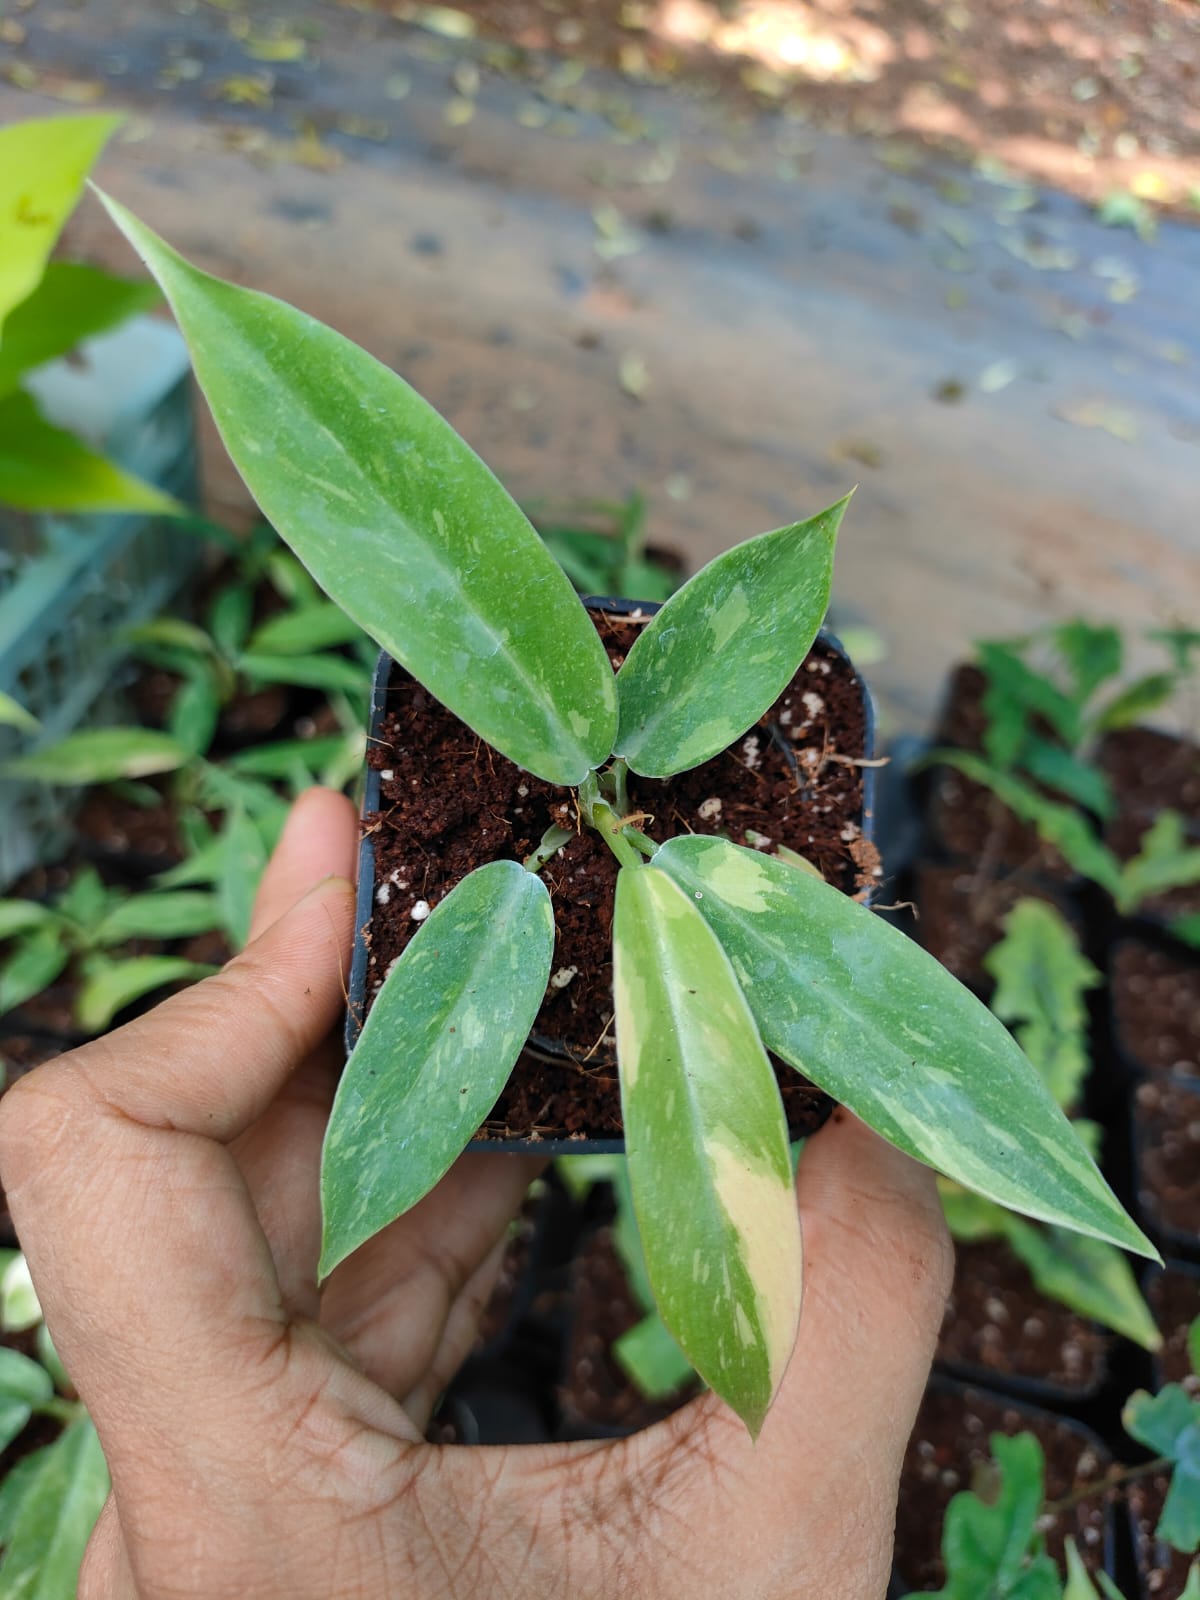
xmin=0 ymin=316 xmax=200 ymax=888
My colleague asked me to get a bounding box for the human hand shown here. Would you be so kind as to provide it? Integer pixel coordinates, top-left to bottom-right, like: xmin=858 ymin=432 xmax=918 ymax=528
xmin=0 ymin=788 xmax=952 ymax=1600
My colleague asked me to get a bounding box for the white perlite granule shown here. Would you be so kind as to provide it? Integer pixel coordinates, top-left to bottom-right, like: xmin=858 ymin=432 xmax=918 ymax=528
xmin=697 ymin=797 xmax=722 ymax=821
xmin=410 ymin=900 xmax=431 ymax=922
xmin=550 ymin=966 xmax=578 ymax=990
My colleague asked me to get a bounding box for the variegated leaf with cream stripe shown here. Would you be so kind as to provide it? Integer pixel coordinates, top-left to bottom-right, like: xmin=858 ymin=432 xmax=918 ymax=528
xmin=613 ymin=497 xmax=847 ymax=778
xmin=653 ymin=835 xmax=1155 ymax=1261
xmin=613 ymin=864 xmax=801 ymax=1436
xmin=98 ymin=192 xmax=617 ymax=787
xmin=319 ymin=861 xmax=554 ymax=1277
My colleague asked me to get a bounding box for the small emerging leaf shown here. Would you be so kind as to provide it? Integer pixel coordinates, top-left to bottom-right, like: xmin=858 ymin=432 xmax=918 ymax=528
xmin=614 ymin=497 xmax=847 ymax=777
xmin=320 ymin=862 xmax=554 ymax=1277
xmin=1002 ymin=1217 xmax=1162 ymax=1351
xmin=614 ymin=864 xmax=801 ymax=1436
xmin=1124 ymin=1384 xmax=1200 ymax=1554
xmin=654 ymin=836 xmax=1155 ymax=1260
xmin=1094 ymin=671 xmax=1177 ymax=733
xmin=0 ymin=929 xmax=70 ymax=1020
xmin=1117 ymin=811 xmax=1200 ymax=915
xmin=0 ymin=902 xmax=58 ymax=941
xmin=92 ymin=891 xmax=220 ymax=946
xmin=98 ymin=192 xmax=617 ymax=786
xmin=613 ymin=1313 xmax=695 ymax=1402
xmin=245 ymin=601 xmax=366 ymax=656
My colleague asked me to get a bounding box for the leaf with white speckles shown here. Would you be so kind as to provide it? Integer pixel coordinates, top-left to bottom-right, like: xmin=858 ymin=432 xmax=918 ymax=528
xmin=613 ymin=497 xmax=847 ymax=778
xmin=653 ymin=835 xmax=1155 ymax=1261
xmin=319 ymin=861 xmax=554 ymax=1276
xmin=97 ymin=193 xmax=617 ymax=786
xmin=613 ymin=864 xmax=801 ymax=1436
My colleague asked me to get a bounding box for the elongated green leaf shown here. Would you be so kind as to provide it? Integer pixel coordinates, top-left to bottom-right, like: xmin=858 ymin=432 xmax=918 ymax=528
xmin=930 ymin=750 xmax=1123 ymax=896
xmin=124 ymin=617 xmax=215 ymax=659
xmin=0 ymin=727 xmax=188 ymax=785
xmin=227 ymin=736 xmax=347 ymax=779
xmin=0 ymin=693 xmax=39 ymax=735
xmin=654 ymin=835 xmax=1154 ymax=1259
xmin=245 ymin=602 xmax=366 ymax=656
xmin=613 ymin=865 xmax=801 ymax=1436
xmin=0 ymin=903 xmax=57 ymax=942
xmin=0 ymin=261 xmax=158 ymax=397
xmin=320 ymin=861 xmax=554 ymax=1276
xmin=1117 ymin=811 xmax=1200 ymax=915
xmin=1063 ymin=1540 xmax=1113 ymax=1600
xmin=76 ymin=956 xmax=216 ymax=1034
xmin=0 ymin=1446 xmax=51 ymax=1549
xmin=1094 ymin=671 xmax=1176 ymax=733
xmin=0 ymin=114 xmax=122 ymax=330
xmin=984 ymin=899 xmax=1099 ymax=1110
xmin=237 ymin=651 xmax=368 ymax=697
xmin=0 ymin=930 xmax=70 ymax=1020
xmin=613 ymin=498 xmax=846 ymax=777
xmin=1054 ymin=621 xmax=1123 ymax=707
xmin=216 ymin=804 xmax=267 ymax=949
xmin=168 ymin=663 xmax=221 ymax=758
xmin=1002 ymin=1217 xmax=1161 ymax=1351
xmin=0 ymin=390 xmax=179 ymax=514
xmin=0 ymin=1414 xmax=109 ymax=1598
xmin=92 ymin=891 xmax=220 ymax=946
xmin=1020 ymin=738 xmax=1114 ymax=821
xmin=98 ymin=193 xmax=617 ymax=786
xmin=0 ymin=1348 xmax=53 ymax=1410
xmin=978 ymin=639 xmax=1082 ymax=756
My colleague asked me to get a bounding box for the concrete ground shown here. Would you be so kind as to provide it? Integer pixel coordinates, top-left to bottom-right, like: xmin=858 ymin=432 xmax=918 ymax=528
xmin=4 ymin=0 xmax=1199 ymax=731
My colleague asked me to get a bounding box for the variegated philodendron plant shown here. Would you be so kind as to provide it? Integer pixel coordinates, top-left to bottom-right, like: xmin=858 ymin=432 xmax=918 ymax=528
xmin=98 ymin=192 xmax=1157 ymax=1437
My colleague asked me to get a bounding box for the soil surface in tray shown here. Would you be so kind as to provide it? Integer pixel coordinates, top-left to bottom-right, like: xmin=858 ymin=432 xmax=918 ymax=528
xmin=1099 ymin=728 xmax=1200 ymax=922
xmin=1148 ymin=1266 xmax=1200 ymax=1391
xmin=937 ymin=1241 xmax=1107 ymax=1395
xmin=1134 ymin=1077 xmax=1200 ymax=1243
xmin=896 ymin=1384 xmax=1110 ymax=1591
xmin=1112 ymin=941 xmax=1200 ymax=1083
xmin=1130 ymin=1476 xmax=1196 ymax=1600
xmin=364 ymin=617 xmax=877 ymax=1141
xmin=559 ymin=1226 xmax=698 ymax=1436
xmin=914 ymin=862 xmax=1071 ymax=996
xmin=927 ymin=664 xmax=1072 ymax=882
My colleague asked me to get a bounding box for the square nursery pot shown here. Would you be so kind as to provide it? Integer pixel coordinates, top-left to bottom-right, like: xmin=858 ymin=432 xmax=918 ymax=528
xmin=1128 ymin=1261 xmax=1200 ymax=1600
xmin=346 ymin=597 xmax=879 ymax=1155
xmin=1131 ymin=1072 xmax=1200 ymax=1262
xmin=934 ymin=1237 xmax=1112 ymax=1411
xmin=1097 ymin=729 xmax=1200 ymax=945
xmin=921 ymin=663 xmax=1080 ymax=889
xmin=1110 ymin=937 xmax=1200 ymax=1091
xmin=893 ymin=1376 xmax=1117 ymax=1595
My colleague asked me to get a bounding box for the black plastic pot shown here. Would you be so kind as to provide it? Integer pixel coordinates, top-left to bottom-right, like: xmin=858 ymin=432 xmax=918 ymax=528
xmin=1130 ymin=1071 xmax=1200 ymax=1263
xmin=345 ymin=599 xmax=877 ymax=1156
xmin=893 ymin=1375 xmax=1120 ymax=1595
xmin=1109 ymin=935 xmax=1200 ymax=1090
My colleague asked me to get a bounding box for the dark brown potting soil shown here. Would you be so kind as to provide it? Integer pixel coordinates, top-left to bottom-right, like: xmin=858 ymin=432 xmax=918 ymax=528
xmin=895 ymin=1384 xmax=1111 ymax=1591
xmin=1099 ymin=728 xmax=1200 ymax=923
xmin=1147 ymin=1266 xmax=1200 ymax=1391
xmin=559 ymin=1225 xmax=698 ymax=1435
xmin=364 ymin=617 xmax=874 ymax=1141
xmin=1130 ymin=1476 xmax=1195 ymax=1600
xmin=1134 ymin=1077 xmax=1200 ymax=1244
xmin=1112 ymin=942 xmax=1200 ymax=1084
xmin=914 ymin=862 xmax=1069 ymax=996
xmin=937 ymin=1242 xmax=1108 ymax=1395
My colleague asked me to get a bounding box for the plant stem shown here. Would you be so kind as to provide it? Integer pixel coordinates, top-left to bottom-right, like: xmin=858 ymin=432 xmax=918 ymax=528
xmin=523 ymin=824 xmax=574 ymax=873
xmin=1042 ymin=1456 xmax=1172 ymax=1517
xmin=36 ymin=1396 xmax=84 ymax=1426
xmin=624 ymin=829 xmax=658 ymax=859
xmin=590 ymin=799 xmax=644 ymax=870
xmin=608 ymin=758 xmax=631 ymax=818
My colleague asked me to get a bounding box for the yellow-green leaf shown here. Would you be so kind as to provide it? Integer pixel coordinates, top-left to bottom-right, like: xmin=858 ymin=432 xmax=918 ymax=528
xmin=0 ymin=113 xmax=122 ymax=332
xmin=320 ymin=861 xmax=554 ymax=1277
xmin=653 ymin=835 xmax=1155 ymax=1260
xmin=613 ymin=864 xmax=801 ymax=1435
xmin=0 ymin=727 xmax=188 ymax=784
xmin=97 ymin=192 xmax=618 ymax=786
xmin=614 ymin=497 xmax=846 ymax=777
